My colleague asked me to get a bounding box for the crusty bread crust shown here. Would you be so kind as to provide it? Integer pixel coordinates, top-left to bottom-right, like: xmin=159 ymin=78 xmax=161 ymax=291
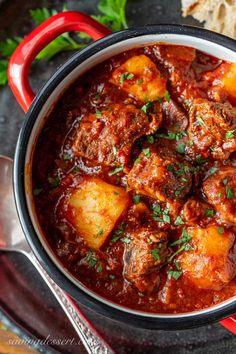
xmin=181 ymin=0 xmax=236 ymax=39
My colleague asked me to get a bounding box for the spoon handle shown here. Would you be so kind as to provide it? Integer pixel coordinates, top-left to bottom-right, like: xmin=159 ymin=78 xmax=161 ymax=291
xmin=27 ymin=251 xmax=115 ymax=354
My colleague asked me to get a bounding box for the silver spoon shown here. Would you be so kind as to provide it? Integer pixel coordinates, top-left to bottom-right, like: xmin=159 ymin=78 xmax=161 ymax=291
xmin=0 ymin=155 xmax=115 ymax=354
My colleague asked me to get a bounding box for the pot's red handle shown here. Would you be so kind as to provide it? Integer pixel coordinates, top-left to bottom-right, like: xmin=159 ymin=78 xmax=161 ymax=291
xmin=220 ymin=315 xmax=236 ymax=334
xmin=8 ymin=11 xmax=112 ymax=112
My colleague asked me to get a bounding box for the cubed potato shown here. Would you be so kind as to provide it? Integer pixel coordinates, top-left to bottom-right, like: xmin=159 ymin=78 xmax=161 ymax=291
xmin=223 ymin=63 xmax=236 ymax=98
xmin=111 ymin=55 xmax=166 ymax=102
xmin=67 ymin=177 xmax=130 ymax=249
xmin=178 ymin=226 xmax=236 ymax=290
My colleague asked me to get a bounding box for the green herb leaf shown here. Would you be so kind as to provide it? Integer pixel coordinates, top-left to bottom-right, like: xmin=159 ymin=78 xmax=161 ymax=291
xmin=95 ymin=229 xmax=104 ymax=238
xmin=225 ymin=130 xmax=235 ymax=139
xmin=108 ymin=166 xmax=123 ymax=176
xmin=174 ymin=216 xmax=185 ymax=226
xmin=136 ymin=78 xmax=143 ymax=85
xmin=96 ymin=109 xmax=102 ymax=118
xmin=132 ymin=195 xmax=141 ymax=204
xmin=151 ymin=248 xmax=160 ymax=261
xmin=120 ymin=72 xmax=134 ymax=84
xmin=97 ymin=264 xmax=103 ymax=272
xmin=50 ymin=176 xmax=61 ymax=188
xmin=164 ymin=90 xmax=170 ymax=102
xmin=141 ymin=101 xmax=153 ymax=114
xmin=86 ymin=251 xmax=97 ymax=267
xmin=196 ymin=154 xmax=206 ymax=165
xmin=147 ymin=135 xmax=155 ymax=144
xmin=168 ymin=270 xmax=182 ymax=280
xmin=33 ymin=188 xmax=43 ymax=196
xmin=121 ymin=237 xmax=131 ymax=244
xmin=217 ymin=226 xmax=225 ymax=234
xmin=142 ymin=148 xmax=151 ymax=157
xmin=226 ymin=186 xmax=234 ymax=199
xmin=0 ymin=60 xmax=8 ymax=86
xmin=204 ymin=209 xmax=215 ymax=217
xmin=176 ymin=142 xmax=186 ymax=154
xmin=0 ymin=37 xmax=22 ymax=58
xmin=209 ymin=167 xmax=218 ymax=176
xmin=63 ymin=151 xmax=72 ymax=160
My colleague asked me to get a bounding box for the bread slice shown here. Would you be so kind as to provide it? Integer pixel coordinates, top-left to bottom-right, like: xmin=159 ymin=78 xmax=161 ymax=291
xmin=181 ymin=0 xmax=236 ymax=39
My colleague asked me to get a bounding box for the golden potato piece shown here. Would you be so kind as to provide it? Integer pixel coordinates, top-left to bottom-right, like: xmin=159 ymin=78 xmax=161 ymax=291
xmin=223 ymin=63 xmax=236 ymax=98
xmin=178 ymin=226 xmax=236 ymax=290
xmin=68 ymin=178 xmax=130 ymax=249
xmin=111 ymin=55 xmax=166 ymax=101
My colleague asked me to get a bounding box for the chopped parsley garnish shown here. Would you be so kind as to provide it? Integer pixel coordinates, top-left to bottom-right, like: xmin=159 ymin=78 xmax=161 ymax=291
xmin=142 ymin=148 xmax=151 ymax=157
xmin=50 ymin=176 xmax=61 ymax=188
xmin=174 ymin=216 xmax=185 ymax=225
xmin=196 ymin=154 xmax=206 ymax=165
xmin=147 ymin=135 xmax=155 ymax=144
xmin=168 ymin=270 xmax=182 ymax=280
xmin=108 ymin=166 xmax=123 ymax=176
xmin=225 ymin=130 xmax=235 ymax=139
xmin=209 ymin=167 xmax=218 ymax=176
xmin=136 ymin=78 xmax=143 ymax=85
xmin=86 ymin=251 xmax=97 ymax=268
xmin=205 ymin=209 xmax=215 ymax=217
xmin=167 ymin=164 xmax=174 ymax=172
xmin=194 ymin=116 xmax=204 ymax=126
xmin=97 ymin=264 xmax=103 ymax=273
xmin=121 ymin=237 xmax=131 ymax=244
xmin=176 ymin=142 xmax=186 ymax=154
xmin=217 ymin=226 xmax=225 ymax=234
xmin=120 ymin=72 xmax=134 ymax=84
xmin=141 ymin=101 xmax=153 ymax=114
xmin=151 ymin=248 xmax=161 ymax=261
xmin=164 ymin=90 xmax=171 ymax=102
xmin=33 ymin=188 xmax=43 ymax=196
xmin=72 ymin=166 xmax=80 ymax=174
xmin=95 ymin=109 xmax=102 ymax=118
xmin=226 ymin=186 xmax=234 ymax=199
xmin=223 ymin=178 xmax=228 ymax=186
xmin=111 ymin=222 xmax=125 ymax=243
xmin=95 ymin=229 xmax=104 ymax=238
xmin=168 ymin=229 xmax=192 ymax=263
xmin=163 ymin=214 xmax=170 ymax=224
xmin=156 ymin=131 xmax=186 ymax=141
xmin=63 ymin=151 xmax=72 ymax=160
xmin=132 ymin=195 xmax=141 ymax=204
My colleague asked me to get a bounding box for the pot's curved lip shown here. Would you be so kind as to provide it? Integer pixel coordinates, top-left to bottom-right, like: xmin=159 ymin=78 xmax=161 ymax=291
xmin=14 ymin=24 xmax=236 ymax=329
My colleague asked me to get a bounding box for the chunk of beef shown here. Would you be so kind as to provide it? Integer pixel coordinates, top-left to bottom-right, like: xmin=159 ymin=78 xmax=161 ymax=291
xmin=162 ymin=99 xmax=189 ymax=132
xmin=72 ymin=103 xmax=162 ymax=166
xmin=178 ymin=226 xmax=236 ymax=290
xmin=111 ymin=55 xmax=166 ymax=102
xmin=182 ymin=198 xmax=215 ymax=226
xmin=123 ymin=228 xmax=169 ymax=293
xmin=127 ymin=142 xmax=192 ymax=203
xmin=188 ymin=99 xmax=236 ymax=160
xmin=154 ymin=45 xmax=199 ymax=103
xmin=203 ymin=166 xmax=236 ymax=223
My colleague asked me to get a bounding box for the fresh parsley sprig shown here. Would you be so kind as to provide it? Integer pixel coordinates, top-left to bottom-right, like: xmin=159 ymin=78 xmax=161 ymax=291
xmin=0 ymin=1 xmax=129 ymax=87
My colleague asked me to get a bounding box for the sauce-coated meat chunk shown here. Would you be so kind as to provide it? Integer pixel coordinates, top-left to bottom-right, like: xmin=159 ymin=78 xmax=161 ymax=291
xmin=162 ymin=99 xmax=189 ymax=133
xmin=72 ymin=103 xmax=161 ymax=166
xmin=127 ymin=142 xmax=192 ymax=203
xmin=123 ymin=228 xmax=169 ymax=293
xmin=188 ymin=99 xmax=236 ymax=159
xmin=154 ymin=45 xmax=198 ymax=103
xmin=111 ymin=55 xmax=166 ymax=102
xmin=203 ymin=166 xmax=236 ymax=223
xmin=178 ymin=226 xmax=236 ymax=290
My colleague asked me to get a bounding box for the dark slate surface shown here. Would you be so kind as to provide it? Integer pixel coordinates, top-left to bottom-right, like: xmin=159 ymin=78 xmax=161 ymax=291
xmin=0 ymin=0 xmax=235 ymax=353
